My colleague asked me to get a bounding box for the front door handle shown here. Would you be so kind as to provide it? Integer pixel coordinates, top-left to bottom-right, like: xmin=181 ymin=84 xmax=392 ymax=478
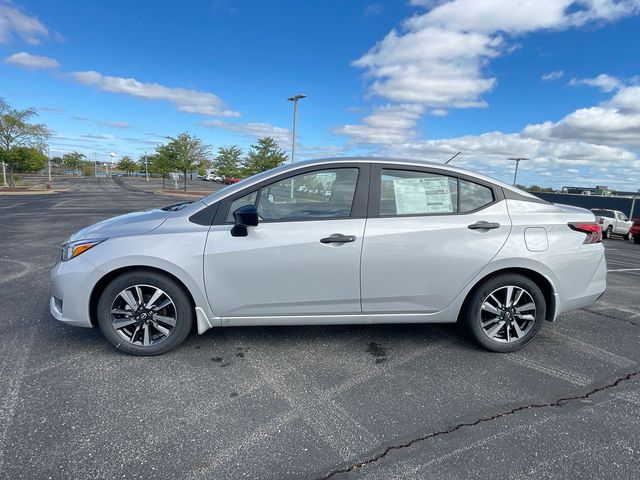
xmin=320 ymin=233 xmax=356 ymax=244
xmin=468 ymin=221 xmax=500 ymax=230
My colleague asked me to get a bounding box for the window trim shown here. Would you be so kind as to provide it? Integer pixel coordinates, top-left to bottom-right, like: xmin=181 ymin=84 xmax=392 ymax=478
xmin=368 ymin=163 xmax=503 ymax=218
xmin=213 ymin=163 xmax=371 ymax=225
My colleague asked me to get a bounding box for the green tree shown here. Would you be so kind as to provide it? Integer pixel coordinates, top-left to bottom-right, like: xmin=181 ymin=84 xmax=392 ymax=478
xmin=165 ymin=132 xmax=210 ymax=191
xmin=62 ymin=152 xmax=86 ymax=175
xmin=81 ymin=161 xmax=95 ymax=177
xmin=117 ymin=155 xmax=137 ymax=175
xmin=242 ymin=137 xmax=287 ymax=177
xmin=213 ymin=145 xmax=243 ymax=179
xmin=0 ymin=98 xmax=50 ymax=187
xmin=149 ymin=144 xmax=176 ymax=189
xmin=0 ymin=147 xmax=47 ymax=176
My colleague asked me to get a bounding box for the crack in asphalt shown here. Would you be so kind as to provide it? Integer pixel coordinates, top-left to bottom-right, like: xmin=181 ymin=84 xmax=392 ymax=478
xmin=316 ymin=369 xmax=640 ymax=479
xmin=581 ymin=308 xmax=640 ymax=328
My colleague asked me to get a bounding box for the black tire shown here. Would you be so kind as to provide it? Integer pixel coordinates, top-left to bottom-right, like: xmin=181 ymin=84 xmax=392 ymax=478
xmin=604 ymin=227 xmax=612 ymax=239
xmin=634 ymin=235 xmax=640 ymax=245
xmin=97 ymin=271 xmax=193 ymax=355
xmin=623 ymin=233 xmax=631 ymax=241
xmin=463 ymin=274 xmax=546 ymax=352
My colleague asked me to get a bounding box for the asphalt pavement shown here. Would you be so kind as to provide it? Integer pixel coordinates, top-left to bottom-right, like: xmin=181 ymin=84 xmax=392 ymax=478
xmin=0 ymin=177 xmax=638 ymax=479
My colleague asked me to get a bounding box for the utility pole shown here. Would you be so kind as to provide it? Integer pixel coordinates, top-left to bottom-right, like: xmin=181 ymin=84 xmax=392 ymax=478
xmin=94 ymin=153 xmax=97 ymax=177
xmin=287 ymin=94 xmax=306 ymax=164
xmin=507 ymin=157 xmax=529 ymax=186
xmin=144 ymin=152 xmax=149 ymax=182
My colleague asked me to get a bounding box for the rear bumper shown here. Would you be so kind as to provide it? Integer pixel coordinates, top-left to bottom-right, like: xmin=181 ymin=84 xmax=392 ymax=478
xmin=558 ymin=250 xmax=607 ymax=314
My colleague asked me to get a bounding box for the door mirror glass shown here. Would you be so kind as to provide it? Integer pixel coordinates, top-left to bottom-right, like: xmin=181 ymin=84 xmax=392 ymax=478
xmin=231 ymin=204 xmax=259 ymax=237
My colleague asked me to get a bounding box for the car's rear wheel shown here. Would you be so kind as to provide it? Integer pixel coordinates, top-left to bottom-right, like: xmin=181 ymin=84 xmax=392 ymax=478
xmin=463 ymin=274 xmax=546 ymax=352
xmin=97 ymin=271 xmax=193 ymax=355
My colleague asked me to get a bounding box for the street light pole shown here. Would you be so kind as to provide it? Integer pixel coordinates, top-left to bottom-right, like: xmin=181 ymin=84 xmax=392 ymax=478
xmin=1 ymin=161 xmax=6 ymax=187
xmin=287 ymin=94 xmax=306 ymax=164
xmin=94 ymin=153 xmax=97 ymax=177
xmin=507 ymin=157 xmax=529 ymax=186
xmin=145 ymin=152 xmax=149 ymax=182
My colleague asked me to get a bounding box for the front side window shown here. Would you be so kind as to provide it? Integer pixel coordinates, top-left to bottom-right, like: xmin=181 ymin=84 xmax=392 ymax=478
xmin=226 ymin=168 xmax=359 ymax=222
xmin=379 ymin=169 xmax=458 ymax=216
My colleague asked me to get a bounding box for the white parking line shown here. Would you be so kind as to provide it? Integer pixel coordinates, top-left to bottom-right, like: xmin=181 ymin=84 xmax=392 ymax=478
xmin=607 ymin=268 xmax=640 ymax=272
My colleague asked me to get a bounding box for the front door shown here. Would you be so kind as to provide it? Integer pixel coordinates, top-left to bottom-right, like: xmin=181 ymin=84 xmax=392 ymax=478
xmin=204 ymin=165 xmax=369 ymax=317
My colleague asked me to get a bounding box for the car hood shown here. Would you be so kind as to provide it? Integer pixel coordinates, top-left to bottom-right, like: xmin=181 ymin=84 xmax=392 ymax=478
xmin=68 ymin=208 xmax=172 ymax=242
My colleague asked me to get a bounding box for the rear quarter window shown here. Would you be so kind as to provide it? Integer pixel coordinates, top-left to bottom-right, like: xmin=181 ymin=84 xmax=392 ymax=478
xmin=459 ymin=180 xmax=494 ymax=212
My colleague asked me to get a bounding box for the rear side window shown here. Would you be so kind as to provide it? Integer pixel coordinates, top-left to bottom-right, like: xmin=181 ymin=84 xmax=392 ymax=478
xmin=592 ymin=210 xmax=614 ymax=218
xmin=459 ymin=179 xmax=494 ymax=212
xmin=379 ymin=169 xmax=458 ymax=215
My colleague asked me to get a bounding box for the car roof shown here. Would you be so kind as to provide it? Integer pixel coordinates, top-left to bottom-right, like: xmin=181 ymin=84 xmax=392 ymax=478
xmin=198 ymin=156 xmax=541 ymax=206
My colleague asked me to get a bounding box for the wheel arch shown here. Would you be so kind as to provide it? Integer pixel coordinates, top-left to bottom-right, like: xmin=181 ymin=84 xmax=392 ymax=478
xmin=459 ymin=267 xmax=556 ymax=323
xmin=88 ymin=266 xmax=197 ymax=328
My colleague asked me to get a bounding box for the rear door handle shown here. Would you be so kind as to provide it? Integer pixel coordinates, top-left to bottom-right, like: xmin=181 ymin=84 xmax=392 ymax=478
xmin=320 ymin=233 xmax=356 ymax=244
xmin=468 ymin=221 xmax=500 ymax=230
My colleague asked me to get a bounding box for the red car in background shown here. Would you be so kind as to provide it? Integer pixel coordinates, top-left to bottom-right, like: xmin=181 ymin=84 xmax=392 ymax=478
xmin=631 ymin=218 xmax=640 ymax=244
xmin=223 ymin=177 xmax=241 ymax=185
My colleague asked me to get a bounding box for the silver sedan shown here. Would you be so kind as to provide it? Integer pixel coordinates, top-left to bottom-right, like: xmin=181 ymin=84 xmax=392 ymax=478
xmin=50 ymin=158 xmax=606 ymax=355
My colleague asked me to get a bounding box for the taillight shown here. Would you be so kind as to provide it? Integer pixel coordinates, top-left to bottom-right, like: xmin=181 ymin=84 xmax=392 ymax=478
xmin=568 ymin=222 xmax=602 ymax=244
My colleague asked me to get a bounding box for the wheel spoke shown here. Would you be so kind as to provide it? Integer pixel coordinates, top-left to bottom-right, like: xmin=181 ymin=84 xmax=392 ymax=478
xmin=111 ymin=308 xmax=132 ymax=316
xmin=488 ymin=294 xmax=503 ymax=308
xmin=135 ymin=285 xmax=144 ymax=307
xmin=512 ymin=288 xmax=524 ymax=306
xmin=513 ymin=321 xmax=524 ymax=338
xmin=152 ymin=298 xmax=172 ymax=312
xmin=143 ymin=323 xmax=151 ymax=346
xmin=152 ymin=322 xmax=171 ymax=337
xmin=517 ymin=314 xmax=535 ymax=322
xmin=482 ymin=302 xmax=500 ymax=315
xmin=153 ymin=314 xmax=176 ymax=327
xmin=130 ymin=324 xmax=141 ymax=344
xmin=113 ymin=317 xmax=138 ymax=330
xmin=486 ymin=321 xmax=506 ymax=339
xmin=481 ymin=316 xmax=501 ymax=328
xmin=146 ymin=288 xmax=164 ymax=309
xmin=515 ymin=302 xmax=535 ymax=313
xmin=505 ymin=286 xmax=514 ymax=307
xmin=120 ymin=290 xmax=138 ymax=310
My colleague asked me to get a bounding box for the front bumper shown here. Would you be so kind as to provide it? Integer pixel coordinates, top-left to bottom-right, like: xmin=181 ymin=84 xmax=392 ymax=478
xmin=50 ymin=256 xmax=104 ymax=328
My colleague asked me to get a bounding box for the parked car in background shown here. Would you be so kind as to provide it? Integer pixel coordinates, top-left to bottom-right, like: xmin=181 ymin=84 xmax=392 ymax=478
xmin=203 ymin=173 xmax=223 ymax=182
xmin=631 ymin=218 xmax=640 ymax=244
xmin=50 ymin=157 xmax=606 ymax=356
xmin=591 ymin=208 xmax=633 ymax=240
xmin=223 ymin=177 xmax=240 ymax=185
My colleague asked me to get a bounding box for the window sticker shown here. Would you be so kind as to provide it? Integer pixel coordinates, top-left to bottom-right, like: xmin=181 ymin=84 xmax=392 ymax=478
xmin=393 ymin=177 xmax=453 ymax=214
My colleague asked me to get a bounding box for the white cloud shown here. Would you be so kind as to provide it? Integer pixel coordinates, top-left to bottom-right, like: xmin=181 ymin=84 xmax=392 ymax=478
xmin=200 ymin=119 xmax=291 ymax=146
xmin=364 ymin=3 xmax=383 ymax=16
xmin=0 ymin=3 xmax=48 ymax=44
xmin=344 ymin=0 xmax=640 ymax=147
xmin=70 ymin=70 xmax=240 ymax=117
xmin=98 ymin=121 xmax=131 ymax=129
xmin=334 ymin=104 xmax=424 ymax=144
xmin=541 ymin=70 xmax=564 ymax=81
xmin=4 ymin=51 xmax=59 ymax=69
xmin=568 ymin=73 xmax=623 ymax=92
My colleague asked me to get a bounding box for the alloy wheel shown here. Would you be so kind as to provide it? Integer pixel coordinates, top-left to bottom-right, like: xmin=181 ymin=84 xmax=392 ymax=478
xmin=110 ymin=284 xmax=177 ymax=346
xmin=479 ymin=285 xmax=536 ymax=343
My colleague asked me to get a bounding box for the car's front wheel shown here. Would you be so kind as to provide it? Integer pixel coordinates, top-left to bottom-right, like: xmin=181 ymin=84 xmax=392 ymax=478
xmin=97 ymin=271 xmax=193 ymax=355
xmin=604 ymin=226 xmax=612 ymax=239
xmin=463 ymin=274 xmax=546 ymax=352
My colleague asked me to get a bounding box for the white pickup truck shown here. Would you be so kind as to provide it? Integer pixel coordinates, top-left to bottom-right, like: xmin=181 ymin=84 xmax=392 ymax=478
xmin=591 ymin=208 xmax=633 ymax=240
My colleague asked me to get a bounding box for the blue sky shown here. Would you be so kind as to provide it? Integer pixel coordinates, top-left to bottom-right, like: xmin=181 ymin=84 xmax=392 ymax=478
xmin=1 ymin=0 xmax=640 ymax=188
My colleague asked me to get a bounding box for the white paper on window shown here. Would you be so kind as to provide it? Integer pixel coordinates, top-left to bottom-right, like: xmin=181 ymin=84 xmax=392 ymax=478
xmin=393 ymin=177 xmax=453 ymax=214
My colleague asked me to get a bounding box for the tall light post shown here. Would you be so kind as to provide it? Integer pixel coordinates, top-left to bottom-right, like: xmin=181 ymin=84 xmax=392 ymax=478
xmin=287 ymin=94 xmax=306 ymax=164
xmin=507 ymin=157 xmax=529 ymax=186
xmin=110 ymin=152 xmax=116 ymax=174
xmin=1 ymin=160 xmax=6 ymax=187
xmin=93 ymin=153 xmax=97 ymax=177
xmin=144 ymin=152 xmax=149 ymax=182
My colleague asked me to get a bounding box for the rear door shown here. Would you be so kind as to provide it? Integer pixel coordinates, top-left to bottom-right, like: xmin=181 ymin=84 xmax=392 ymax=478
xmin=361 ymin=164 xmax=511 ymax=314
xmin=203 ymin=164 xmax=369 ymax=317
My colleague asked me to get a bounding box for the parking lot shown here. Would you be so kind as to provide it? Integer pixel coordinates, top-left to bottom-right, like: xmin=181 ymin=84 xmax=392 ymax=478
xmin=1 ymin=177 xmax=638 ymax=479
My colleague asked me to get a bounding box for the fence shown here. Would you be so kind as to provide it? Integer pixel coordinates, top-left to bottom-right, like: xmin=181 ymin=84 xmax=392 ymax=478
xmin=532 ymin=192 xmax=640 ymax=219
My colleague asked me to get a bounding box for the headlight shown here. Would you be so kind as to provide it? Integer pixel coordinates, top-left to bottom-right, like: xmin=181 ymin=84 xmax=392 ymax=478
xmin=60 ymin=239 xmax=106 ymax=261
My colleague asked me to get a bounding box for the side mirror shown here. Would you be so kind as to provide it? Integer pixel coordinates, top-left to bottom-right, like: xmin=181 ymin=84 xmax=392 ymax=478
xmin=231 ymin=204 xmax=259 ymax=237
